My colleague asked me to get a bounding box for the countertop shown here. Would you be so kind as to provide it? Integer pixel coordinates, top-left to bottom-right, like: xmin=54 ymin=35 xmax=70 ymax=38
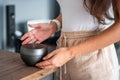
xmin=0 ymin=45 xmax=57 ymax=80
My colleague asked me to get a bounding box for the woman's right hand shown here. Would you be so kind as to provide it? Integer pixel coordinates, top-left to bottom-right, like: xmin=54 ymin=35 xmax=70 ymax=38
xmin=21 ymin=22 xmax=57 ymax=45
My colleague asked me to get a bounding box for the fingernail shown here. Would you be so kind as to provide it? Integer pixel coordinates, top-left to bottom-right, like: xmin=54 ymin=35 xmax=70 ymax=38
xmin=22 ymin=42 xmax=26 ymax=45
xmin=43 ymin=57 xmax=47 ymax=60
xmin=36 ymin=64 xmax=39 ymax=66
xmin=22 ymin=43 xmax=25 ymax=45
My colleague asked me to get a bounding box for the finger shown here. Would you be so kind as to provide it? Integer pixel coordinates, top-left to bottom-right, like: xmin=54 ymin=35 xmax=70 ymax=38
xmin=36 ymin=64 xmax=46 ymax=69
xmin=28 ymin=39 xmax=36 ymax=44
xmin=22 ymin=37 xmax=32 ymax=45
xmin=43 ymin=52 xmax=56 ymax=60
xmin=20 ymin=32 xmax=30 ymax=40
xmin=36 ymin=60 xmax=52 ymax=67
xmin=29 ymin=24 xmax=41 ymax=28
xmin=35 ymin=41 xmax=41 ymax=44
xmin=41 ymin=65 xmax=56 ymax=69
xmin=36 ymin=63 xmax=52 ymax=69
xmin=35 ymin=40 xmax=44 ymax=44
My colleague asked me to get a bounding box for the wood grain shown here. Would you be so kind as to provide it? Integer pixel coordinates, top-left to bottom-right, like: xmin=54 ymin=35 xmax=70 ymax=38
xmin=0 ymin=49 xmax=56 ymax=80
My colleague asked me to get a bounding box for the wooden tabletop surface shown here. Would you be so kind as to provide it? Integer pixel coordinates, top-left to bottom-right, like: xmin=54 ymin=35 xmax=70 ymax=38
xmin=0 ymin=45 xmax=56 ymax=80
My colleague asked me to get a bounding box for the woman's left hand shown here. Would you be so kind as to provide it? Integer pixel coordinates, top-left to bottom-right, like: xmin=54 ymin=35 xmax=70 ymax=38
xmin=36 ymin=47 xmax=74 ymax=69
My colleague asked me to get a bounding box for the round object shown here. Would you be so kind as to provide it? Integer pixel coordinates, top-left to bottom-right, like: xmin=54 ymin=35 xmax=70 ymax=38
xmin=20 ymin=44 xmax=48 ymax=66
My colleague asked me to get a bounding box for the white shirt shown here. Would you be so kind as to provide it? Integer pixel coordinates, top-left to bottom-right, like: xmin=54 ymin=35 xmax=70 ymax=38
xmin=57 ymin=0 xmax=114 ymax=32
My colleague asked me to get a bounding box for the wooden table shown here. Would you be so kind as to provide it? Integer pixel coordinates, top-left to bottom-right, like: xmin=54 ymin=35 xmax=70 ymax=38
xmin=0 ymin=46 xmax=56 ymax=80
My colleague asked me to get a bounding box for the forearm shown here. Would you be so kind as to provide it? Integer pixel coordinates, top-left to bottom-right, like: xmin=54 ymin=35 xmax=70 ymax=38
xmin=69 ymin=22 xmax=120 ymax=57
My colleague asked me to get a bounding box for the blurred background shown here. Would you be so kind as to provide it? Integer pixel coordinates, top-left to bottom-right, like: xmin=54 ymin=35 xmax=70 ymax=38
xmin=0 ymin=0 xmax=60 ymax=52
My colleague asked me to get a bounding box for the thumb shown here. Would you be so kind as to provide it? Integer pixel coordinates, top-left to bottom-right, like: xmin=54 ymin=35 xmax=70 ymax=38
xmin=43 ymin=52 xmax=56 ymax=60
xmin=28 ymin=24 xmax=42 ymax=28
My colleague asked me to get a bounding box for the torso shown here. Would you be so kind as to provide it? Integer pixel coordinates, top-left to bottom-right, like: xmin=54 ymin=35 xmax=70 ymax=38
xmin=57 ymin=0 xmax=114 ymax=32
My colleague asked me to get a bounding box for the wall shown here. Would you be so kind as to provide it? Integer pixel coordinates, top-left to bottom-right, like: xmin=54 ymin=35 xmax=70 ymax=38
xmin=0 ymin=0 xmax=4 ymax=49
xmin=0 ymin=0 xmax=60 ymax=49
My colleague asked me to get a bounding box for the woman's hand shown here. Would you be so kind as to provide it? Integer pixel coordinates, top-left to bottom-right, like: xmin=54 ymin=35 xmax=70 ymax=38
xmin=36 ymin=47 xmax=74 ymax=69
xmin=21 ymin=22 xmax=57 ymax=45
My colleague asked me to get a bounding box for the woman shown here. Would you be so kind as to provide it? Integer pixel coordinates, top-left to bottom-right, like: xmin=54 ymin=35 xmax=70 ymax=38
xmin=21 ymin=0 xmax=120 ymax=80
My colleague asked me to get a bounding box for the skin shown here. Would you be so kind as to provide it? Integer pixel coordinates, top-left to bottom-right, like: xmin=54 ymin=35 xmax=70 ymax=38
xmin=21 ymin=14 xmax=62 ymax=45
xmin=21 ymin=13 xmax=120 ymax=69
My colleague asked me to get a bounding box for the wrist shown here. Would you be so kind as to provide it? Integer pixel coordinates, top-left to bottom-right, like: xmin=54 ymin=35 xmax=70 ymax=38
xmin=67 ymin=45 xmax=80 ymax=57
xmin=49 ymin=21 xmax=58 ymax=34
xmin=67 ymin=47 xmax=76 ymax=58
xmin=51 ymin=19 xmax=61 ymax=32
